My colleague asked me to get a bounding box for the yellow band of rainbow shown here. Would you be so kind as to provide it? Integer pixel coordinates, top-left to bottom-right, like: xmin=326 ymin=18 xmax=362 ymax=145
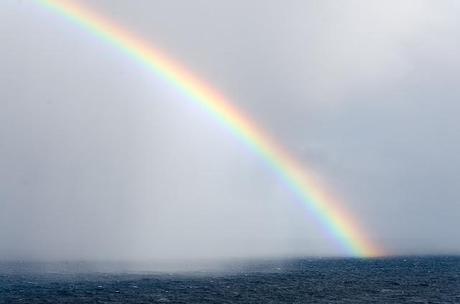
xmin=37 ymin=0 xmax=383 ymax=257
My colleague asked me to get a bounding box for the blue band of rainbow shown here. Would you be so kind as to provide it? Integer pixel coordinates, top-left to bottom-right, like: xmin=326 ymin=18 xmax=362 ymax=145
xmin=37 ymin=0 xmax=382 ymax=257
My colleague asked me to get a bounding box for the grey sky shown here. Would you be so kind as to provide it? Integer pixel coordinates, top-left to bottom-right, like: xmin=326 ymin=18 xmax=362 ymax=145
xmin=1 ymin=0 xmax=460 ymax=261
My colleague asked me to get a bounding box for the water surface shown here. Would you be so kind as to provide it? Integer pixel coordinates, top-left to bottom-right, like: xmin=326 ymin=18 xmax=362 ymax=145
xmin=1 ymin=256 xmax=459 ymax=303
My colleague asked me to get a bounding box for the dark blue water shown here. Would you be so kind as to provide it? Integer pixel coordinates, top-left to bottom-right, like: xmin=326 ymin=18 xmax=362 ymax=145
xmin=1 ymin=256 xmax=459 ymax=303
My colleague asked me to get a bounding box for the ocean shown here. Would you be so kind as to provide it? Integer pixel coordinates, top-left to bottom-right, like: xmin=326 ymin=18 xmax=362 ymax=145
xmin=1 ymin=256 xmax=459 ymax=303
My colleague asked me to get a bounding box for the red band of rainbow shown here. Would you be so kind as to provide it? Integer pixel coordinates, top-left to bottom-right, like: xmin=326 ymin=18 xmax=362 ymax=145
xmin=37 ymin=0 xmax=383 ymax=257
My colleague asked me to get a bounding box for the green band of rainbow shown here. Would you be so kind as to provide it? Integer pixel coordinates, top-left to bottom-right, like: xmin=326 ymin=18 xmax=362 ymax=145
xmin=37 ymin=0 xmax=382 ymax=257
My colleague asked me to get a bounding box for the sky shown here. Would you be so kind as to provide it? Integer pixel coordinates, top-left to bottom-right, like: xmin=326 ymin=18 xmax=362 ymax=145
xmin=1 ymin=0 xmax=460 ymax=261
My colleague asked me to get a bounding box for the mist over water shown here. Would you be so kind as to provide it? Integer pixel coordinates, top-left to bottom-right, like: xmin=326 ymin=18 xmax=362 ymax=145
xmin=1 ymin=0 xmax=460 ymax=266
xmin=2 ymin=257 xmax=460 ymax=303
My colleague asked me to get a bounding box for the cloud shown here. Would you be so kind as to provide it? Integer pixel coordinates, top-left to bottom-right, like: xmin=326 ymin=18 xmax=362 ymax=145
xmin=1 ymin=0 xmax=459 ymax=262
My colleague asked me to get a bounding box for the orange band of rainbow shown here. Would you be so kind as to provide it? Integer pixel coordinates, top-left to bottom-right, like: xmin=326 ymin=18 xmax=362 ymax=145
xmin=37 ymin=0 xmax=383 ymax=257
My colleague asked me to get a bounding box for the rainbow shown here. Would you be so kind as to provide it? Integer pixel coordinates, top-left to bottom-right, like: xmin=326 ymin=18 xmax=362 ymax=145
xmin=37 ymin=0 xmax=382 ymax=257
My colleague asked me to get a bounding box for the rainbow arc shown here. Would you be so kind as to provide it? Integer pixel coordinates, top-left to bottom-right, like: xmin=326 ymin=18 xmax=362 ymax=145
xmin=38 ymin=0 xmax=383 ymax=257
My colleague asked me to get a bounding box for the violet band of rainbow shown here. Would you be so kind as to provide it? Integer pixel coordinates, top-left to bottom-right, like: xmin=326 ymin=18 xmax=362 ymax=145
xmin=37 ymin=0 xmax=383 ymax=257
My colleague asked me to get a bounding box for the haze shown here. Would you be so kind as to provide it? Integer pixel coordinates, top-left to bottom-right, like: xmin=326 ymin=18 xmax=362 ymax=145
xmin=1 ymin=0 xmax=460 ymax=262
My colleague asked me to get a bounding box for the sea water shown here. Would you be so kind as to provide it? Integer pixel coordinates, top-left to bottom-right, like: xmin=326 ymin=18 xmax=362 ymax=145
xmin=1 ymin=256 xmax=459 ymax=303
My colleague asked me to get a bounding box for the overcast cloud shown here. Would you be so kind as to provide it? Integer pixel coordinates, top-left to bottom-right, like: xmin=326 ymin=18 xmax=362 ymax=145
xmin=1 ymin=0 xmax=460 ymax=261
